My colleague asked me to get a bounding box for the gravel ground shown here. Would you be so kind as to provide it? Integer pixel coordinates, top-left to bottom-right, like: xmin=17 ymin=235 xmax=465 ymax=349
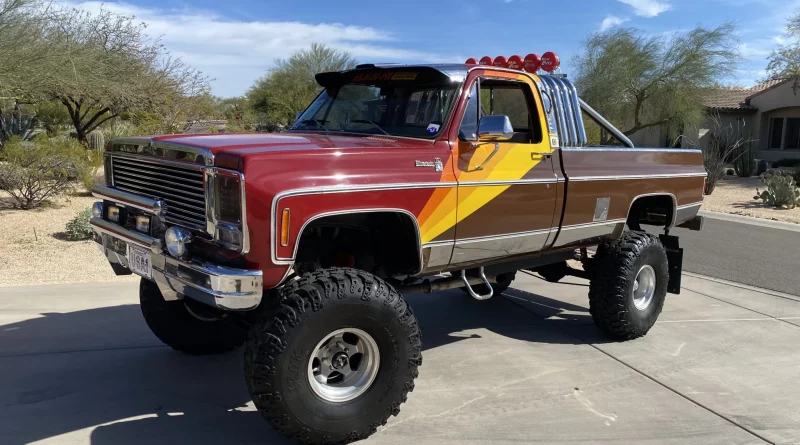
xmin=0 ymin=189 xmax=137 ymax=287
xmin=0 ymin=172 xmax=796 ymax=287
xmin=703 ymin=175 xmax=800 ymax=224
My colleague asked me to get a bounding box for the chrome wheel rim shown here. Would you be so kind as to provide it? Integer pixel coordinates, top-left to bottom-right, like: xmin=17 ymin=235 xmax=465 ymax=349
xmin=307 ymin=328 xmax=380 ymax=403
xmin=632 ymin=265 xmax=656 ymax=310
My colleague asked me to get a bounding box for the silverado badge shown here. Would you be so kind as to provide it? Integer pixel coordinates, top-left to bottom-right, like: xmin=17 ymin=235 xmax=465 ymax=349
xmin=415 ymin=157 xmax=444 ymax=172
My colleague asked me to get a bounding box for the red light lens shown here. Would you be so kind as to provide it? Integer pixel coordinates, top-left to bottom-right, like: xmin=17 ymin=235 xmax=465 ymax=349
xmin=493 ymin=56 xmax=508 ymax=68
xmin=479 ymin=56 xmax=493 ymax=65
xmin=507 ymin=55 xmax=523 ymax=70
xmin=540 ymin=51 xmax=560 ymax=72
xmin=465 ymin=57 xmax=478 ymax=64
xmin=523 ymin=54 xmax=541 ymax=73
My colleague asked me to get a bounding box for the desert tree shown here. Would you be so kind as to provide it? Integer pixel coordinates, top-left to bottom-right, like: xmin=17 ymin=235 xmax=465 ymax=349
xmin=574 ymin=24 xmax=739 ymax=139
xmin=27 ymin=6 xmax=209 ymax=143
xmin=765 ymin=11 xmax=800 ymax=79
xmin=247 ymin=43 xmax=358 ymax=127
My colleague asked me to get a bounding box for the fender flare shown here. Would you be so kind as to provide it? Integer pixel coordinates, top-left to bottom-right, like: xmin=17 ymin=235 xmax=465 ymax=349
xmin=272 ymin=207 xmax=423 ymax=274
xmin=626 ymin=193 xmax=678 ymax=228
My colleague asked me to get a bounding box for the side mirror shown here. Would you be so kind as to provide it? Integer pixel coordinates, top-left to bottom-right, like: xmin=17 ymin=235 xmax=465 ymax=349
xmin=477 ymin=115 xmax=514 ymax=141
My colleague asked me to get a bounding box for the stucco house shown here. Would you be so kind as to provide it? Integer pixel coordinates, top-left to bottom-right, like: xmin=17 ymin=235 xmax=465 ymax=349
xmin=630 ymin=77 xmax=800 ymax=162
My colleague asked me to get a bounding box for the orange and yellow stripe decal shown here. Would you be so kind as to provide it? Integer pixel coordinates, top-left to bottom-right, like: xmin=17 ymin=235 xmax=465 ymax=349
xmin=416 ymin=72 xmax=553 ymax=243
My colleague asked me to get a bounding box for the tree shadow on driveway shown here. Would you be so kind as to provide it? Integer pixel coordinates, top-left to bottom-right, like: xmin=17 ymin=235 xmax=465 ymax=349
xmin=0 ymin=285 xmax=609 ymax=445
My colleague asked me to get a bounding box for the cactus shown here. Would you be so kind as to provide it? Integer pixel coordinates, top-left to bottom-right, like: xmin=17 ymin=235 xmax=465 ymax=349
xmin=87 ymin=130 xmax=105 ymax=151
xmin=0 ymin=116 xmax=38 ymax=147
xmin=754 ymin=170 xmax=800 ymax=209
xmin=734 ymin=142 xmax=755 ymax=177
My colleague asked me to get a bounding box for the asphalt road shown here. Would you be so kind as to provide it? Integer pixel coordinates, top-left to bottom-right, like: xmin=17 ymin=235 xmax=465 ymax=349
xmin=672 ymin=216 xmax=800 ymax=296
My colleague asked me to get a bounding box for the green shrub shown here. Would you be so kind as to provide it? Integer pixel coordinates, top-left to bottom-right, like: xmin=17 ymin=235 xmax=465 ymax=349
xmin=64 ymin=208 xmax=94 ymax=240
xmin=79 ymin=148 xmax=105 ymax=192
xmin=0 ymin=136 xmax=90 ymax=209
xmin=99 ymin=120 xmax=138 ymax=142
xmin=754 ymin=170 xmax=800 ymax=209
xmin=793 ymin=166 xmax=800 ymax=184
xmin=771 ymin=158 xmax=800 ymax=168
xmin=33 ymin=102 xmax=71 ymax=136
xmin=726 ymin=168 xmax=735 ymax=175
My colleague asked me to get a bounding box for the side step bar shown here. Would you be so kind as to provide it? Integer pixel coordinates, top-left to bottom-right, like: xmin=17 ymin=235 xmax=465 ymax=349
xmin=460 ymin=267 xmax=493 ymax=300
xmin=396 ymin=268 xmax=497 ymax=299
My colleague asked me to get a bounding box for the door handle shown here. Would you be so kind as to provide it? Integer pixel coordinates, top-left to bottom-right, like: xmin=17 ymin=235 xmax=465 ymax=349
xmin=531 ymin=152 xmax=552 ymax=160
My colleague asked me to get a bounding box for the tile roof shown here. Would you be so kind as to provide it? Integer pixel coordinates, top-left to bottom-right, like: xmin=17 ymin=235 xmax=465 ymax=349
xmin=702 ymin=88 xmax=756 ymax=111
xmin=703 ymin=77 xmax=795 ymax=111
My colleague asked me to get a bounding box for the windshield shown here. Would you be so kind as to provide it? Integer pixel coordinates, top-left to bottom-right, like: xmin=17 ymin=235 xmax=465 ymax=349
xmin=288 ymin=70 xmax=461 ymax=139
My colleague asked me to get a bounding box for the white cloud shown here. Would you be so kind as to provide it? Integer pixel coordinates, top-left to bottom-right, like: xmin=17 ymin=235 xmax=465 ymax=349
xmin=599 ymin=15 xmax=629 ymax=31
xmin=616 ymin=0 xmax=672 ymax=17
xmin=62 ymin=1 xmax=457 ymax=96
xmin=738 ymin=43 xmax=772 ymax=58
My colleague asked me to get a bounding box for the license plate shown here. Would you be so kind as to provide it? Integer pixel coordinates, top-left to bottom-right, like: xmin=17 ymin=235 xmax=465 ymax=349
xmin=128 ymin=245 xmax=153 ymax=280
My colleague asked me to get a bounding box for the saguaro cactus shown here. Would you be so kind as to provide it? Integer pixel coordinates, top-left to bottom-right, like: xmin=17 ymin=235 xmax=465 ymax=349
xmin=87 ymin=130 xmax=105 ymax=151
xmin=734 ymin=143 xmax=755 ymax=177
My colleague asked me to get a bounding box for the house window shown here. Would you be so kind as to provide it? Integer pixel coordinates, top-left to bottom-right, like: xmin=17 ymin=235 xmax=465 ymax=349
xmin=786 ymin=118 xmax=800 ymax=150
xmin=769 ymin=118 xmax=784 ymax=149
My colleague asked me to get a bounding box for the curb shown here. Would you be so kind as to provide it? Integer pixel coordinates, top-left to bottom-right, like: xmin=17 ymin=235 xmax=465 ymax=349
xmin=698 ymin=210 xmax=800 ymax=233
xmin=683 ymin=272 xmax=800 ymax=301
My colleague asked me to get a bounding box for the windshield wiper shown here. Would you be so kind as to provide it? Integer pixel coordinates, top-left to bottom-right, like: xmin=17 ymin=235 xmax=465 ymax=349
xmin=348 ymin=119 xmax=391 ymax=136
xmin=297 ymin=119 xmax=331 ymax=131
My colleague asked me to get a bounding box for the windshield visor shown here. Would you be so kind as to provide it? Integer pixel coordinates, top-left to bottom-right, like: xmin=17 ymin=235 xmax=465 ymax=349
xmin=289 ymin=68 xmax=462 ymax=139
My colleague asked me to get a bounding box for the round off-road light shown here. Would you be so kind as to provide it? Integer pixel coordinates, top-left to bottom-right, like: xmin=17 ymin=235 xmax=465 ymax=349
xmin=91 ymin=201 xmax=103 ymax=218
xmin=165 ymin=226 xmax=192 ymax=257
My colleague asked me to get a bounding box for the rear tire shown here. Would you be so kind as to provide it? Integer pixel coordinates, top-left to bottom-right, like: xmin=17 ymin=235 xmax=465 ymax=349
xmin=588 ymin=232 xmax=668 ymax=340
xmin=460 ymin=271 xmax=516 ymax=297
xmin=244 ymin=268 xmax=422 ymax=444
xmin=139 ymin=278 xmax=247 ymax=354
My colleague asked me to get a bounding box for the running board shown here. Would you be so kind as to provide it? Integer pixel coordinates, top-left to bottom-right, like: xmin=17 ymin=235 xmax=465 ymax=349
xmin=460 ymin=267 xmax=493 ymax=300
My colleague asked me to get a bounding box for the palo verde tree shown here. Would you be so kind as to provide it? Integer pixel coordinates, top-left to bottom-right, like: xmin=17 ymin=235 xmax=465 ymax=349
xmin=29 ymin=6 xmax=208 ymax=143
xmin=574 ymin=24 xmax=739 ymax=140
xmin=766 ymin=10 xmax=800 ymax=79
xmin=247 ymin=43 xmax=358 ymax=127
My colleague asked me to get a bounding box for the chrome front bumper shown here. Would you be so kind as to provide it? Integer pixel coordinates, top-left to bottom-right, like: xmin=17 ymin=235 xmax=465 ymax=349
xmin=90 ymin=217 xmax=263 ymax=311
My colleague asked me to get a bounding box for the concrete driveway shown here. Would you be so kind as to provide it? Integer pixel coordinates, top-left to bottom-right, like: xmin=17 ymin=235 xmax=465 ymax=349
xmin=1 ymin=273 xmax=799 ymax=445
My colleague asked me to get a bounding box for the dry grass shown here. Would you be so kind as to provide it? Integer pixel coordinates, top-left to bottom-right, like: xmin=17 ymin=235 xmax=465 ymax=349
xmin=0 ymin=186 xmax=137 ymax=287
xmin=703 ymin=175 xmax=800 ymax=224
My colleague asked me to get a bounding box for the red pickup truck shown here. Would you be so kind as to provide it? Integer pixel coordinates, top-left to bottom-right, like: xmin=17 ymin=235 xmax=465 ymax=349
xmin=90 ymin=62 xmax=706 ymax=444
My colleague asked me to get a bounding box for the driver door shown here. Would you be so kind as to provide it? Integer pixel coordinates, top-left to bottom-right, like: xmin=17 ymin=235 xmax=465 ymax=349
xmin=450 ymin=72 xmax=558 ymax=266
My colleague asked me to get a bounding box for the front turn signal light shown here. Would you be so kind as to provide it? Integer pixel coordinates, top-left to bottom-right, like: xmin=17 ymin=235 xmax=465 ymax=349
xmin=280 ymin=208 xmax=290 ymax=247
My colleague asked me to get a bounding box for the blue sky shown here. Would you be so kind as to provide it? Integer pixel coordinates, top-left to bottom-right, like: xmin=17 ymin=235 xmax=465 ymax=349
xmin=68 ymin=0 xmax=799 ymax=97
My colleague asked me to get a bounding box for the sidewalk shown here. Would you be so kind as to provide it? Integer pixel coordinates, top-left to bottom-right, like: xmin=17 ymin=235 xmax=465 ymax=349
xmin=1 ymin=273 xmax=799 ymax=444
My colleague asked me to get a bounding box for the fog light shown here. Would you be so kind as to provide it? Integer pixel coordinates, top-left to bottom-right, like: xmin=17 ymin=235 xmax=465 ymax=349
xmin=135 ymin=216 xmax=151 ymax=233
xmin=165 ymin=226 xmax=192 ymax=257
xmin=91 ymin=201 xmax=103 ymax=218
xmin=108 ymin=206 xmax=120 ymax=222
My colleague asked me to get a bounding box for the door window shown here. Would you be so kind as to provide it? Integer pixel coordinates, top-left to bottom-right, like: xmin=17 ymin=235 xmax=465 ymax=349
xmin=458 ymin=82 xmax=480 ymax=140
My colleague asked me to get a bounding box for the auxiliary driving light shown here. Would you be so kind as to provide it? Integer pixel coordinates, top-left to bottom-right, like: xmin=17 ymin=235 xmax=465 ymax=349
xmin=91 ymin=201 xmax=103 ymax=218
xmin=135 ymin=215 xmax=151 ymax=234
xmin=107 ymin=205 xmax=120 ymax=222
xmin=165 ymin=226 xmax=192 ymax=257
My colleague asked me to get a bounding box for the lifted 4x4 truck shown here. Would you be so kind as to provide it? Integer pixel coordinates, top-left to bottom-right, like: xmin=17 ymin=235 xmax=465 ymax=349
xmin=90 ymin=61 xmax=706 ymax=444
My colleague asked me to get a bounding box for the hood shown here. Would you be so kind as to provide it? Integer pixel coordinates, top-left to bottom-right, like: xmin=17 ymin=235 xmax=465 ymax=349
xmin=152 ymin=132 xmax=434 ymax=159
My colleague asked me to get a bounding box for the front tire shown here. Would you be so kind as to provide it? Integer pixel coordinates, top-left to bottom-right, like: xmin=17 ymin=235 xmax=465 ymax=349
xmin=588 ymin=232 xmax=669 ymax=340
xmin=139 ymin=278 xmax=247 ymax=354
xmin=244 ymin=268 xmax=422 ymax=444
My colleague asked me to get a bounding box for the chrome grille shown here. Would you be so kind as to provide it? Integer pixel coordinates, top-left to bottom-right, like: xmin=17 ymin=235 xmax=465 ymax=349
xmin=109 ymin=155 xmax=206 ymax=229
